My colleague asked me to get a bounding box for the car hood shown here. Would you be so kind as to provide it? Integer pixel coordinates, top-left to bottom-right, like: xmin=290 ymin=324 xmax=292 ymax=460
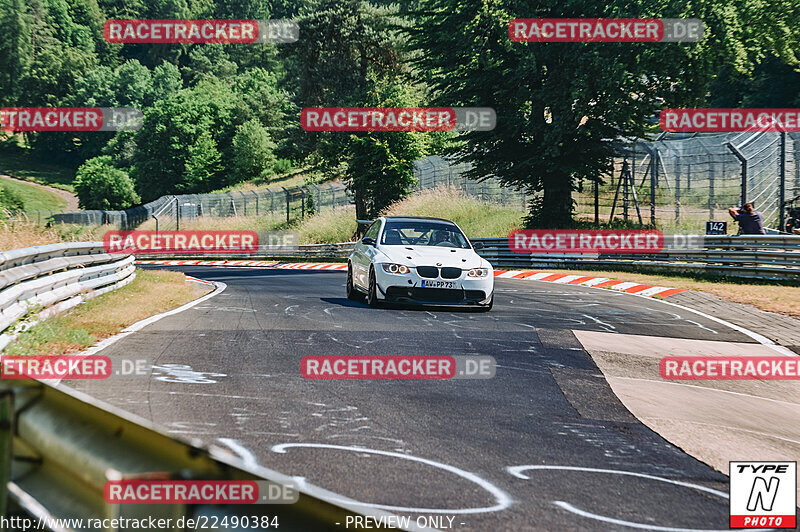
xmin=378 ymin=245 xmax=489 ymax=269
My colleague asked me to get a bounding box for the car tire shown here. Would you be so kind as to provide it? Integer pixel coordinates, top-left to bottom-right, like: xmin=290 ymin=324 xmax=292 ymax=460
xmin=346 ymin=264 xmax=363 ymax=301
xmin=367 ymin=268 xmax=381 ymax=308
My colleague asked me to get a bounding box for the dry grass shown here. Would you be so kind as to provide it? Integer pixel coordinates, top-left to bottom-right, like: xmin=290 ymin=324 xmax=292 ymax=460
xmin=382 ymin=187 xmax=524 ymax=238
xmin=137 ymin=213 xmax=284 ymax=232
xmin=530 ymin=267 xmax=800 ymax=318
xmin=295 ymin=205 xmax=358 ymax=243
xmin=0 ymin=216 xmax=106 ymax=251
xmin=5 ymin=269 xmax=211 ymax=356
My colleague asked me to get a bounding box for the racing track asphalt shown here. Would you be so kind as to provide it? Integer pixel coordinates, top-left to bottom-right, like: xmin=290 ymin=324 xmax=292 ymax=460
xmin=64 ymin=266 xmax=757 ymax=531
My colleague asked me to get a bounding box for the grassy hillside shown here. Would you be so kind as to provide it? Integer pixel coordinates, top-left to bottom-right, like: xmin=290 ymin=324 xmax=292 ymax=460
xmin=0 ymin=175 xmax=66 ymax=211
xmin=0 ymin=148 xmax=76 ymax=192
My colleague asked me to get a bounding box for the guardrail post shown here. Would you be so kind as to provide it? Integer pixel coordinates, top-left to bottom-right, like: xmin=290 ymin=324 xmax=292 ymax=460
xmin=675 ymin=158 xmax=681 ymax=225
xmin=281 ymin=187 xmax=290 ymax=223
xmin=708 ymin=156 xmax=715 ymax=221
xmin=651 ymin=146 xmax=658 ymax=227
xmin=780 ymin=132 xmax=786 ymax=230
xmin=727 ymin=142 xmax=749 ymax=209
xmin=0 ymin=390 xmax=11 ymax=527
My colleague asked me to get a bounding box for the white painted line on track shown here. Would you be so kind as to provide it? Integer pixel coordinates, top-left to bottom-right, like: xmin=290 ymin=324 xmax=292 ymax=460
xmin=271 ymin=443 xmax=513 ymax=515
xmin=217 ymin=438 xmax=260 ymax=468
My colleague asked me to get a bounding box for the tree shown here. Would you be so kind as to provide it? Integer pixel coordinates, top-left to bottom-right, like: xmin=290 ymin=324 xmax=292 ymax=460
xmin=183 ymin=131 xmax=223 ymax=193
xmin=408 ymin=0 xmax=800 ymax=227
xmin=131 ymin=78 xmax=238 ymax=200
xmin=345 ymin=81 xmax=427 ymax=218
xmin=74 ymin=155 xmax=140 ymax=209
xmin=284 ymin=0 xmax=416 ymax=217
xmin=0 ymin=0 xmax=32 ymax=105
xmin=151 ymin=61 xmax=183 ymax=103
xmin=115 ymin=59 xmax=153 ymax=107
xmin=233 ymin=119 xmax=277 ymax=182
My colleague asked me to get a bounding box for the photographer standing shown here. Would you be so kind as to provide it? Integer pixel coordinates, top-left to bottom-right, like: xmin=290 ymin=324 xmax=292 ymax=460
xmin=728 ymin=203 xmax=766 ymax=235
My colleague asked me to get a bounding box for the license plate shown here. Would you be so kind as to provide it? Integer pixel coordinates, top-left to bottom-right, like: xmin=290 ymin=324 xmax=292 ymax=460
xmin=421 ymin=280 xmax=456 ymax=289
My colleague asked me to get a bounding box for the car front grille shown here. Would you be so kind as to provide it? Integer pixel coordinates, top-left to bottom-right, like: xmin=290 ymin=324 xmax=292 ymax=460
xmin=416 ymin=266 xmax=439 ymax=278
xmin=440 ymin=267 xmax=462 ymax=279
xmin=384 ymin=287 xmax=487 ymax=303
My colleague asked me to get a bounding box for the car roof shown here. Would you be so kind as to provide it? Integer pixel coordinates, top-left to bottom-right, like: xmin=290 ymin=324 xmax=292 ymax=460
xmin=381 ymin=216 xmax=456 ymax=224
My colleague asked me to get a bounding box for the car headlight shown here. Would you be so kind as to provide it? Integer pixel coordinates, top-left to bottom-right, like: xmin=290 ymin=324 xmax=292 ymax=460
xmin=467 ymin=268 xmax=489 ymax=278
xmin=382 ymin=263 xmax=410 ymax=274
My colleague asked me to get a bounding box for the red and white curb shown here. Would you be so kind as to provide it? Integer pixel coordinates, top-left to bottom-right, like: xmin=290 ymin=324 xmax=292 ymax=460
xmin=137 ymin=260 xmax=684 ymax=298
xmin=185 ymin=275 xmax=216 ymax=286
xmin=493 ymin=270 xmax=684 ymax=298
xmin=137 ymin=259 xmax=279 ymax=267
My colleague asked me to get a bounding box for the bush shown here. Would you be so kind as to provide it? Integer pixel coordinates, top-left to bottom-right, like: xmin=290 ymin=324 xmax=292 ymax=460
xmin=273 ymin=158 xmax=293 ymax=174
xmin=233 ymin=119 xmax=277 ymax=182
xmin=0 ymin=185 xmax=25 ymax=213
xmin=74 ymin=156 xmax=140 ymax=210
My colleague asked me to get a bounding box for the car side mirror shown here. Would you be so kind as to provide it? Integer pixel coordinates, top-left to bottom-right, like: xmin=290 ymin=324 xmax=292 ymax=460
xmin=472 ymin=241 xmax=484 ymax=250
xmin=361 ymin=237 xmax=376 ymax=246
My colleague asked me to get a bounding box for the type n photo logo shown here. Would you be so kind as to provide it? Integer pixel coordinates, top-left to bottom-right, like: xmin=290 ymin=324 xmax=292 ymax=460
xmin=730 ymin=461 xmax=797 ymax=528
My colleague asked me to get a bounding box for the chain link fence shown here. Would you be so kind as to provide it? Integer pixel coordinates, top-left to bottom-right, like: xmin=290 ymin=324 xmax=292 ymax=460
xmin=412 ymin=155 xmax=527 ymax=209
xmin=31 ymin=182 xmax=351 ymax=231
xmin=579 ymin=131 xmax=800 ymax=232
xmin=139 ymin=182 xmax=352 ymax=232
xmin=19 ymin=131 xmax=800 ymax=233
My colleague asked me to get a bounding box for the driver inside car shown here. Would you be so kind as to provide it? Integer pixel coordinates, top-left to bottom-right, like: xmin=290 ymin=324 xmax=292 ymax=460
xmin=431 ymin=229 xmax=452 ymax=246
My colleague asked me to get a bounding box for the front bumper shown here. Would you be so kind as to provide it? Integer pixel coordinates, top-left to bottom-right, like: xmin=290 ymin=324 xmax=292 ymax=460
xmin=374 ymin=267 xmax=493 ymax=306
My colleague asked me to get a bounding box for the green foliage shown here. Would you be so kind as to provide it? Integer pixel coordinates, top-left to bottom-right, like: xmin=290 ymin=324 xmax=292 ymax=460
xmin=0 ymin=185 xmax=25 ymax=212
xmin=131 ymin=78 xmax=238 ymax=200
xmin=74 ymin=155 xmax=139 ymax=209
xmin=0 ymin=0 xmax=32 ymax=105
xmin=408 ymin=0 xmax=800 ymax=228
xmin=183 ymin=131 xmax=223 ymax=192
xmin=4 ymin=0 xmax=800 ymax=220
xmin=233 ymin=119 xmax=277 ymax=182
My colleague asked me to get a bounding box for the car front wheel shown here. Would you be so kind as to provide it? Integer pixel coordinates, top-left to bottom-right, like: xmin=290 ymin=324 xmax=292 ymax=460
xmin=367 ymin=269 xmax=381 ymax=308
xmin=346 ymin=264 xmax=363 ymax=301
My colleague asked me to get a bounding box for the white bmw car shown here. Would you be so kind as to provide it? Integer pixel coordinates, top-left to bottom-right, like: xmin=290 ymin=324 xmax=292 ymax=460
xmin=346 ymin=216 xmax=494 ymax=310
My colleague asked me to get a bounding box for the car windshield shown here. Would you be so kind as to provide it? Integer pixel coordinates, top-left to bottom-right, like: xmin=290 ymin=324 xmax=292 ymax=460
xmin=380 ymin=221 xmax=471 ymax=248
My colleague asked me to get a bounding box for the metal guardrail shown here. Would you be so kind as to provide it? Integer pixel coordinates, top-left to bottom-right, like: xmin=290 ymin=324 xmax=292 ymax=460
xmin=475 ymin=235 xmax=800 ymax=281
xmin=137 ymin=235 xmax=800 ymax=281
xmin=0 ymin=243 xmax=137 ymax=342
xmin=0 ymin=380 xmax=409 ymax=531
xmin=136 ymin=243 xmax=358 ymax=262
